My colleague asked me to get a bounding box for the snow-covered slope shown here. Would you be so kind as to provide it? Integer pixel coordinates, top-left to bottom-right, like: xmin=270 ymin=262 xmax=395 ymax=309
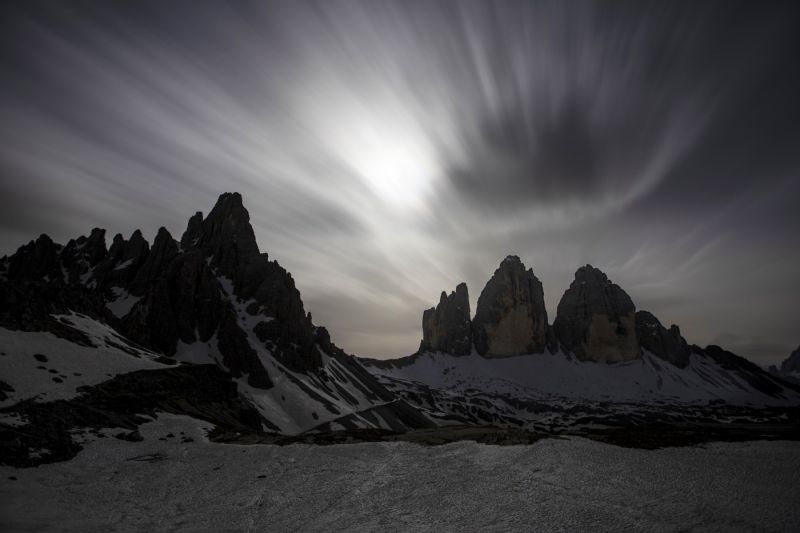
xmin=366 ymin=349 xmax=799 ymax=405
xmin=361 ymin=349 xmax=800 ymax=430
xmin=0 ymin=308 xmax=429 ymax=436
xmin=0 ymin=312 xmax=170 ymax=407
xmin=201 ymin=274 xmax=430 ymax=434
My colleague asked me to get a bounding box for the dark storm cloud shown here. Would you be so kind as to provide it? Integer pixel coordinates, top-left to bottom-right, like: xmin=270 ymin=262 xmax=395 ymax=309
xmin=1 ymin=0 xmax=799 ymax=362
xmin=445 ymin=1 xmax=798 ymax=217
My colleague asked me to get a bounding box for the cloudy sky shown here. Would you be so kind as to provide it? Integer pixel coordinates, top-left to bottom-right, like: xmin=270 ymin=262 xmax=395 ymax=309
xmin=2 ymin=1 xmax=799 ymax=364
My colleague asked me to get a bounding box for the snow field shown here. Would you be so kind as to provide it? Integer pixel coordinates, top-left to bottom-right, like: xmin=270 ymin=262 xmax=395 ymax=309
xmin=1 ymin=413 xmax=798 ymax=532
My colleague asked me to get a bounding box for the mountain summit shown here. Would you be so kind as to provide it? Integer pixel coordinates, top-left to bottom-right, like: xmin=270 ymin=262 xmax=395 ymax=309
xmin=0 ymin=192 xmax=432 ymax=448
xmin=553 ymin=265 xmax=640 ymax=363
xmin=473 ymin=256 xmax=549 ymax=357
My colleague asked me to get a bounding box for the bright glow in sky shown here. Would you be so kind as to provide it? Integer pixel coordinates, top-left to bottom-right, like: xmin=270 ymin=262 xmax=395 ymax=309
xmin=336 ymin=116 xmax=440 ymax=209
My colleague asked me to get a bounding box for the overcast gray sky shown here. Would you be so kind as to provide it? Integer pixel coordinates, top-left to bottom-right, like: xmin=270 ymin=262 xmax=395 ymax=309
xmin=1 ymin=1 xmax=799 ymax=364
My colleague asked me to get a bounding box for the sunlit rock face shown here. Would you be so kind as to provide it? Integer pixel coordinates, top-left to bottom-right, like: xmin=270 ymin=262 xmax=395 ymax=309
xmin=472 ymin=256 xmax=548 ymax=357
xmin=636 ymin=310 xmax=691 ymax=368
xmin=419 ymin=283 xmax=472 ymax=355
xmin=554 ymin=265 xmax=640 ymax=363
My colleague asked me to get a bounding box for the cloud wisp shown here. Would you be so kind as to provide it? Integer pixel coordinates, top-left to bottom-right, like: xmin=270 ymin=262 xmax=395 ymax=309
xmin=1 ymin=1 xmax=799 ymax=363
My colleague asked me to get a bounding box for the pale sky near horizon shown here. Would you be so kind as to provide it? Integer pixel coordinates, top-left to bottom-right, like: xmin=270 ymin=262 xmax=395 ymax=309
xmin=2 ymin=1 xmax=799 ymax=364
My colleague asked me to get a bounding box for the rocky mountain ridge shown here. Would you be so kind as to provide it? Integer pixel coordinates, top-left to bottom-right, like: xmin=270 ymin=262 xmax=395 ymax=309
xmin=0 ymin=192 xmax=433 ymax=442
xmin=419 ymin=282 xmax=471 ymax=355
xmin=2 ymin=193 xmax=798 ymax=467
xmin=363 ymin=258 xmax=799 ymax=427
xmin=409 ymin=256 xmax=703 ymax=368
xmin=769 ymin=346 xmax=800 ymax=385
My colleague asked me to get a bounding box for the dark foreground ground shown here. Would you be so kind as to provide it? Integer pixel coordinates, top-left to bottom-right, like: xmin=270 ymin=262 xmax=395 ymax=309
xmin=2 ymin=414 xmax=799 ymax=532
xmin=212 ymin=421 xmax=800 ymax=450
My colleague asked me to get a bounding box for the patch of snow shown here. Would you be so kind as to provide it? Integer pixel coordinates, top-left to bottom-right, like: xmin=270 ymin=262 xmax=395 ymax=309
xmin=368 ymin=349 xmax=800 ymax=407
xmin=215 ymin=273 xmax=393 ymax=434
xmin=0 ymin=413 xmax=28 ymax=427
xmin=0 ymin=312 xmax=169 ymax=406
xmin=174 ymin=336 xmax=217 ymax=365
xmin=105 ymin=287 xmax=141 ymax=319
xmin=79 ymin=265 xmax=93 ymax=286
xmin=112 ymin=259 xmax=134 ymax=271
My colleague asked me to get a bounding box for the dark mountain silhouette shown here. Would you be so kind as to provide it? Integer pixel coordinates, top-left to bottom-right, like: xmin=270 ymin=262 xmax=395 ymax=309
xmin=2 ymin=194 xmax=798 ymax=467
xmin=0 ymin=193 xmax=433 ymax=465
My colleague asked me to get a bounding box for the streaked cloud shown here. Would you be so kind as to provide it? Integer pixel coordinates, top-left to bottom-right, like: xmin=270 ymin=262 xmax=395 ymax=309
xmin=1 ymin=1 xmax=799 ymax=363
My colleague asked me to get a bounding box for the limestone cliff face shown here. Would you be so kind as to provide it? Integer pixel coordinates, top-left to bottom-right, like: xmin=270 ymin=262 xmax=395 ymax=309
xmin=553 ymin=265 xmax=640 ymax=363
xmin=420 ymin=283 xmax=471 ymax=355
xmin=635 ymin=310 xmax=691 ymax=368
xmin=472 ymin=256 xmax=548 ymax=357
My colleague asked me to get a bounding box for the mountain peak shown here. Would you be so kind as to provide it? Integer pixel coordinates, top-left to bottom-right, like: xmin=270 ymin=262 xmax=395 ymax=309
xmin=154 ymin=226 xmax=175 ymax=244
xmin=473 ymin=256 xmax=548 ymax=357
xmin=781 ymin=346 xmax=800 ymax=374
xmin=181 ymin=192 xmax=260 ymax=282
xmin=209 ymin=192 xmax=247 ymax=220
xmin=555 ymin=264 xmax=639 ymax=363
xmin=180 ymin=211 xmax=204 ymax=249
xmin=635 ymin=310 xmax=690 ymax=367
xmin=573 ymin=264 xmax=610 ymax=284
xmin=420 ymin=282 xmax=472 ymax=355
xmin=8 ymin=233 xmax=60 ymax=280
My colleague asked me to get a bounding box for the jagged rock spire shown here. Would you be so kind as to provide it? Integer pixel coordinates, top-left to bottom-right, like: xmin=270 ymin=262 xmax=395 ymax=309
xmin=781 ymin=346 xmax=800 ymax=375
xmin=420 ymin=282 xmax=472 ymax=355
xmin=553 ymin=265 xmax=640 ymax=363
xmin=8 ymin=234 xmax=60 ymax=281
xmin=472 ymin=256 xmax=548 ymax=357
xmin=83 ymin=228 xmax=108 ymax=266
xmin=94 ymin=229 xmax=150 ymax=289
xmin=635 ymin=310 xmax=690 ymax=368
xmin=127 ymin=226 xmax=178 ymax=296
xmin=180 ymin=211 xmax=204 ymax=249
xmin=181 ymin=192 xmax=261 ymax=284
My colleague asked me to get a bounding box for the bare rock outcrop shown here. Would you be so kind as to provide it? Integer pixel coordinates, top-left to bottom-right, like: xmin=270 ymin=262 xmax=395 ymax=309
xmin=7 ymin=234 xmax=63 ymax=282
xmin=180 ymin=192 xmax=260 ymax=287
xmin=419 ymin=283 xmax=472 ymax=355
xmin=472 ymin=256 xmax=548 ymax=357
xmin=635 ymin=310 xmax=690 ymax=368
xmin=93 ymin=230 xmax=150 ymax=290
xmin=553 ymin=265 xmax=640 ymax=363
xmin=771 ymin=346 xmax=800 ymax=384
xmin=781 ymin=346 xmax=800 ymax=375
